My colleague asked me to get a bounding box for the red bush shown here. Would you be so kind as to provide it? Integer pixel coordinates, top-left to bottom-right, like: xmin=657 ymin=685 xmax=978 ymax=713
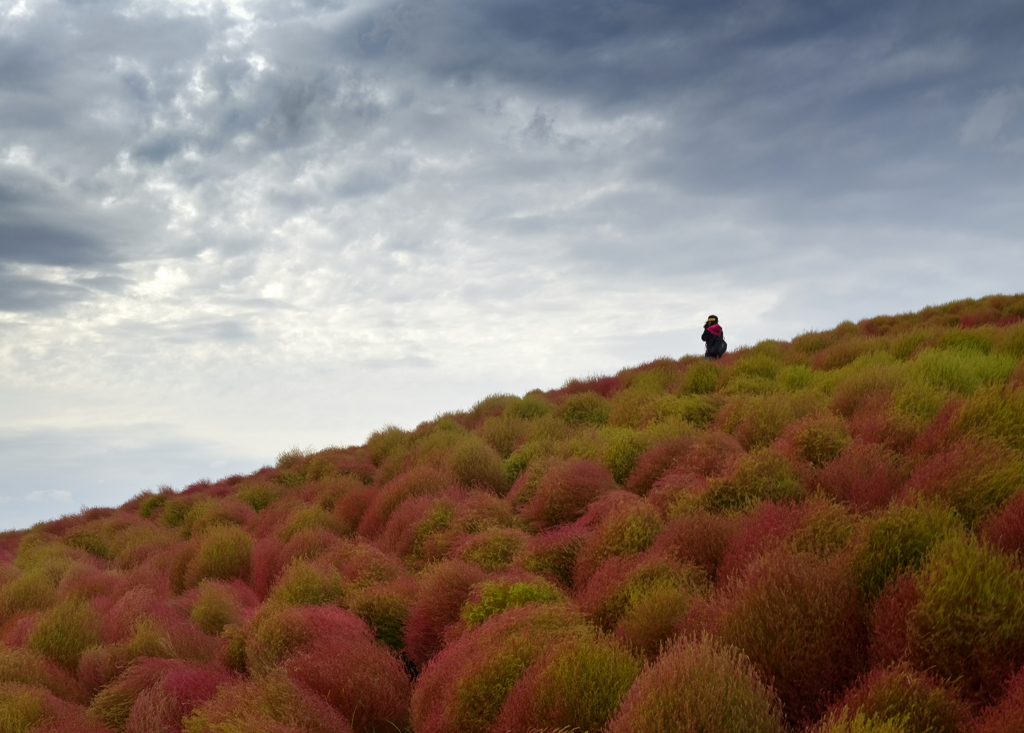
xmin=124 ymin=661 xmax=232 ymax=733
xmin=283 ymin=632 xmax=411 ymax=732
xmin=869 ymin=572 xmax=919 ymax=668
xmin=696 ymin=550 xmax=869 ymax=723
xmin=516 ymin=523 xmax=591 ymax=588
xmin=519 ymin=459 xmax=618 ymax=529
xmin=816 ymin=440 xmax=906 ymax=510
xmin=625 ymin=436 xmax=695 ymax=496
xmin=358 ymin=466 xmax=454 ymax=539
xmin=829 ymin=663 xmax=967 ymax=733
xmin=980 ymin=491 xmax=1024 ymax=556
xmin=970 ymin=667 xmax=1024 ymax=733
xmin=717 ymin=502 xmax=808 ymax=580
xmin=410 ymin=603 xmax=586 ymax=733
xmin=652 ymin=510 xmax=735 ymax=581
xmin=404 ymin=560 xmax=487 ymax=667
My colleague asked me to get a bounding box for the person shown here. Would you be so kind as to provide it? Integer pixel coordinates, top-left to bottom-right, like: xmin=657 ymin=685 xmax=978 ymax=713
xmin=702 ymin=315 xmax=727 ymax=360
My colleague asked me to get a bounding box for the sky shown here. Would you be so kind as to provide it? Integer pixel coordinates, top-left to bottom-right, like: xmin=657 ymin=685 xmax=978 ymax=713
xmin=2 ymin=0 xmax=1023 ymax=530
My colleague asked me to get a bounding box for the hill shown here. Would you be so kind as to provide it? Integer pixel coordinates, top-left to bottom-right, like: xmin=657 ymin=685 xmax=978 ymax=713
xmin=2 ymin=293 xmax=1024 ymax=733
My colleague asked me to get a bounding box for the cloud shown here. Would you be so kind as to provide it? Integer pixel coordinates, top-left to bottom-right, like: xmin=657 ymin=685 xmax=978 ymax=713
xmin=25 ymin=490 xmax=72 ymax=502
xmin=1 ymin=0 xmax=1023 ymax=520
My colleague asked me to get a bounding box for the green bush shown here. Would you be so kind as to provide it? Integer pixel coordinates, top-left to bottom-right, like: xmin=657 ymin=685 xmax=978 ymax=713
xmin=494 ymin=632 xmax=642 ymax=733
xmin=0 ymin=568 xmax=58 ymax=622
xmin=681 ymin=362 xmax=720 ymax=395
xmin=953 ymin=385 xmax=1024 ymax=450
xmin=789 ymin=414 xmax=851 ymax=468
xmin=280 ymin=505 xmax=348 ymax=542
xmin=480 ymin=415 xmax=531 ymax=458
xmin=854 ymin=502 xmax=961 ymax=600
xmin=185 ymin=526 xmax=253 ymax=588
xmin=504 ymin=392 xmax=553 ymax=419
xmin=348 ymin=583 xmax=413 ymax=651
xmin=461 ymin=579 xmax=565 ymax=627
xmin=268 ymin=560 xmax=344 ymax=606
xmin=600 ymin=427 xmax=651 ymax=484
xmin=367 ymin=424 xmax=411 ymax=466
xmin=450 ymin=435 xmax=509 ymax=494
xmin=910 ymin=348 xmax=1015 ymax=396
xmin=702 ymin=450 xmax=804 ymax=512
xmin=606 ymin=633 xmax=786 ymax=733
xmin=456 ymin=528 xmax=530 ymax=572
xmin=28 ymin=598 xmax=102 ymax=671
xmin=908 ymin=533 xmax=1024 ymax=700
xmin=235 ymin=481 xmax=281 ymax=512
xmin=557 ymin=392 xmax=611 ymax=426
xmin=190 ymin=581 xmax=244 ymax=635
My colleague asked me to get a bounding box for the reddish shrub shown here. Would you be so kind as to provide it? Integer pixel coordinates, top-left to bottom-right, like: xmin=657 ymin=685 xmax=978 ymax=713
xmin=647 ymin=469 xmax=710 ymax=517
xmin=870 ymin=572 xmax=919 ymax=667
xmin=283 ymin=632 xmax=410 ymax=732
xmin=816 ymin=440 xmax=906 ymax=510
xmin=519 ymin=458 xmax=618 ymax=529
xmin=717 ymin=502 xmax=808 ymax=581
xmin=250 ymin=537 xmax=286 ymax=600
xmin=970 ymin=667 xmax=1024 ymax=733
xmin=606 ymin=633 xmax=786 ymax=733
xmin=358 ymin=466 xmax=454 ymax=538
xmin=409 ymin=603 xmax=586 ymax=733
xmin=326 ymin=540 xmax=403 ymax=588
xmin=652 ymin=510 xmax=735 ymax=581
xmin=404 ymin=560 xmax=486 ymax=667
xmin=828 ymin=663 xmax=967 ymax=733
xmin=901 ymin=438 xmax=1024 ymax=527
xmin=624 ymin=436 xmax=695 ymax=496
xmin=980 ymin=491 xmax=1024 ymax=556
xmin=698 ymin=550 xmax=869 ymax=723
xmin=516 ymin=523 xmax=591 ymax=588
xmin=124 ymin=662 xmax=232 ymax=733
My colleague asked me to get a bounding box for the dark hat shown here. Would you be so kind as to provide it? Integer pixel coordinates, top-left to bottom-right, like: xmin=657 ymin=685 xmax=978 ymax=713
xmin=705 ymin=315 xmax=718 ymax=323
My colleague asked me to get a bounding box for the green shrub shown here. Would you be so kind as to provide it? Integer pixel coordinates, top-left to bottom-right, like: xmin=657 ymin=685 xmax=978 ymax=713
xmin=702 ymin=450 xmax=804 ymax=512
xmin=494 ymin=632 xmax=642 ymax=733
xmin=461 ymin=579 xmax=565 ymax=627
xmin=606 ymin=633 xmax=786 ymax=733
xmin=348 ymin=586 xmax=412 ymax=651
xmin=557 ymin=392 xmax=611 ymax=426
xmin=234 ymin=481 xmax=281 ymax=512
xmin=185 ymin=526 xmax=253 ymax=588
xmin=504 ymin=392 xmax=553 ymax=419
xmin=721 ymin=390 xmax=826 ymax=450
xmin=456 ymin=528 xmax=530 ymax=572
xmin=908 ymin=533 xmax=1024 ymax=700
xmin=658 ymin=394 xmax=718 ymax=427
xmin=268 ymin=560 xmax=344 ymax=606
xmin=280 ymin=505 xmax=348 ymax=542
xmin=28 ymin=598 xmax=101 ymax=671
xmin=367 ymin=424 xmax=411 ymax=466
xmin=815 ymin=709 xmax=910 ymax=733
xmin=788 ymin=414 xmax=851 ymax=468
xmin=190 ymin=582 xmax=244 ymax=635
xmin=0 ymin=569 xmax=58 ymax=622
xmin=854 ymin=502 xmax=961 ymax=600
xmin=0 ymin=683 xmax=49 ymax=733
xmin=608 ymin=388 xmax=662 ymax=429
xmin=779 ymin=364 xmax=815 ymax=390
xmin=681 ymin=362 xmax=720 ymax=394
xmin=910 ymin=348 xmax=1015 ymax=396
xmin=137 ymin=491 xmax=170 ymax=518
xmin=953 ymin=385 xmax=1024 ymax=450
xmin=600 ymin=427 xmax=650 ymax=484
xmin=161 ymin=497 xmax=194 ymax=528
xmin=480 ymin=415 xmax=531 ymax=458
xmin=450 ymin=435 xmax=509 ymax=494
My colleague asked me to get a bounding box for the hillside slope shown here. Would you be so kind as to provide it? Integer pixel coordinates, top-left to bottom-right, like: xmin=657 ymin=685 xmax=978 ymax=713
xmin=3 ymin=293 xmax=1024 ymax=733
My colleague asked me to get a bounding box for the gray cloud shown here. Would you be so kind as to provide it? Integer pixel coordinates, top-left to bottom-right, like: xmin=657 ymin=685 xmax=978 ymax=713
xmin=1 ymin=0 xmax=1023 ymax=527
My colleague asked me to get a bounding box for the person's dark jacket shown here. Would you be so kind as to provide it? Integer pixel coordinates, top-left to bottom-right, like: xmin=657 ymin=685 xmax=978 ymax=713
xmin=702 ymin=322 xmax=727 ymax=358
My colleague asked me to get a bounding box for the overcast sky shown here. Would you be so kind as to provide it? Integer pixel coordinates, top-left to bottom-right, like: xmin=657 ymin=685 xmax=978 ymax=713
xmin=2 ymin=0 xmax=1023 ymax=530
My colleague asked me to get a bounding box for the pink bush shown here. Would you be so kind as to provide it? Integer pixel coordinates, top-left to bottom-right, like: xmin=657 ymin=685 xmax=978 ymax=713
xmin=124 ymin=661 xmax=232 ymax=733
xmin=358 ymin=466 xmax=454 ymax=538
xmin=404 ymin=560 xmax=486 ymax=667
xmin=652 ymin=510 xmax=735 ymax=581
xmin=519 ymin=458 xmax=618 ymax=529
xmin=625 ymin=436 xmax=695 ymax=496
xmin=815 ymin=440 xmax=906 ymax=510
xmin=970 ymin=667 xmax=1024 ymax=733
xmin=980 ymin=491 xmax=1024 ymax=556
